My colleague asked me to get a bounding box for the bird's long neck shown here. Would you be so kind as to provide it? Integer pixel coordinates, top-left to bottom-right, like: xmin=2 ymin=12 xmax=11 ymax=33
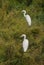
xmin=24 ymin=36 xmax=26 ymax=39
xmin=23 ymin=12 xmax=26 ymax=17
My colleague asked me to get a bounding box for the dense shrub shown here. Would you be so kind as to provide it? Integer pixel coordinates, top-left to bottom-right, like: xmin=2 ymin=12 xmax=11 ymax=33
xmin=0 ymin=0 xmax=44 ymax=65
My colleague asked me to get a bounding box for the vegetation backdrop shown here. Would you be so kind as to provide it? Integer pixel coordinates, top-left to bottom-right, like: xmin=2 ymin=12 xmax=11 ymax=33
xmin=0 ymin=0 xmax=44 ymax=65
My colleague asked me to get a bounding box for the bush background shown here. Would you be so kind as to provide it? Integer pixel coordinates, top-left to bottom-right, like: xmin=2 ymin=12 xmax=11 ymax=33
xmin=0 ymin=0 xmax=44 ymax=65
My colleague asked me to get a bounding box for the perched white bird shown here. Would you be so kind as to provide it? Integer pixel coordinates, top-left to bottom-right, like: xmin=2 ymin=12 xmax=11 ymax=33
xmin=22 ymin=10 xmax=31 ymax=26
xmin=21 ymin=34 xmax=29 ymax=52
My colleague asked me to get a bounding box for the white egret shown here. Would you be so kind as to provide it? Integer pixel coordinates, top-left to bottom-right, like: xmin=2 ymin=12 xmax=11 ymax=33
xmin=21 ymin=34 xmax=29 ymax=52
xmin=22 ymin=10 xmax=31 ymax=26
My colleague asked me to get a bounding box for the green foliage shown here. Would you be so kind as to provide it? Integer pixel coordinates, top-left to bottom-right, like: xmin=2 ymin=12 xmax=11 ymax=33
xmin=31 ymin=28 xmax=40 ymax=39
xmin=0 ymin=0 xmax=44 ymax=65
xmin=0 ymin=0 xmax=2 ymax=8
xmin=16 ymin=0 xmax=23 ymax=3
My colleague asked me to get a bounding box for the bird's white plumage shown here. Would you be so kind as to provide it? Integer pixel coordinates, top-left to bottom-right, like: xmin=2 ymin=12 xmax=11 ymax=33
xmin=22 ymin=10 xmax=31 ymax=26
xmin=21 ymin=34 xmax=29 ymax=52
xmin=25 ymin=15 xmax=31 ymax=26
xmin=23 ymin=39 xmax=29 ymax=52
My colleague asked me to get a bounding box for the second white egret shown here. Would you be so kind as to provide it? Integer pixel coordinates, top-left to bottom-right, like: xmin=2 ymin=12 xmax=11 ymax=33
xmin=21 ymin=34 xmax=29 ymax=52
